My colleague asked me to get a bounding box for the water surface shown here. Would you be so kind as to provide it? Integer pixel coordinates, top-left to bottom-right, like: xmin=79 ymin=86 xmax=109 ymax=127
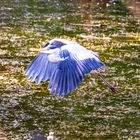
xmin=0 ymin=0 xmax=140 ymax=139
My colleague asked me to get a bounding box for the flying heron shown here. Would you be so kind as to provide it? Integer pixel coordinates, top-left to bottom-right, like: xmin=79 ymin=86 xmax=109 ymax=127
xmin=24 ymin=38 xmax=115 ymax=96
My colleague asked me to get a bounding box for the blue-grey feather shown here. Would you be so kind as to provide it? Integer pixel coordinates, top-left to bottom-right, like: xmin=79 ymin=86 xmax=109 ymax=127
xmin=24 ymin=55 xmax=39 ymax=76
xmin=41 ymin=61 xmax=49 ymax=81
xmin=49 ymin=69 xmax=60 ymax=93
xmin=25 ymin=53 xmax=57 ymax=84
xmin=26 ymin=55 xmax=43 ymax=80
xmin=28 ymin=54 xmax=44 ymax=81
xmin=61 ymin=71 xmax=66 ymax=95
xmin=55 ymin=71 xmax=63 ymax=95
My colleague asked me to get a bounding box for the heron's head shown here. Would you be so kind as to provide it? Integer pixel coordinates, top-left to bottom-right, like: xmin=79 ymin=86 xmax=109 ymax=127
xmin=40 ymin=39 xmax=67 ymax=54
xmin=38 ymin=39 xmax=70 ymax=63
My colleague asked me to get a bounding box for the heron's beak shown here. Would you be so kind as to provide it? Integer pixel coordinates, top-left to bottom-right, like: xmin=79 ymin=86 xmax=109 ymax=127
xmin=29 ymin=48 xmax=52 ymax=54
xmin=29 ymin=48 xmax=42 ymax=52
xmin=40 ymin=48 xmax=53 ymax=54
xmin=30 ymin=48 xmax=60 ymax=54
xmin=41 ymin=48 xmax=60 ymax=54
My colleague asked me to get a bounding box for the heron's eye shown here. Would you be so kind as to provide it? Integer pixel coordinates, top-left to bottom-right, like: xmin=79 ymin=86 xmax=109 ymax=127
xmin=43 ymin=42 xmax=49 ymax=48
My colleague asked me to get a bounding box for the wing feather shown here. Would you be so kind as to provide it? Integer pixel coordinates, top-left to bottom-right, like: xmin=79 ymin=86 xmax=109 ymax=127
xmin=47 ymin=50 xmax=86 ymax=95
xmin=24 ymin=52 xmax=57 ymax=84
xmin=25 ymin=55 xmax=43 ymax=79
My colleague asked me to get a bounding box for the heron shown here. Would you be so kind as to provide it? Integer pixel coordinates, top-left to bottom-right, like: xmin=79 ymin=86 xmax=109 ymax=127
xmin=24 ymin=38 xmax=116 ymax=96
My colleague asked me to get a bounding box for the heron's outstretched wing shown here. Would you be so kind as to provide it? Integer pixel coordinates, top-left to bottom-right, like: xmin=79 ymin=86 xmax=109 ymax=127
xmin=48 ymin=49 xmax=84 ymax=96
xmin=61 ymin=44 xmax=105 ymax=71
xmin=24 ymin=52 xmax=57 ymax=85
xmin=48 ymin=46 xmax=105 ymax=96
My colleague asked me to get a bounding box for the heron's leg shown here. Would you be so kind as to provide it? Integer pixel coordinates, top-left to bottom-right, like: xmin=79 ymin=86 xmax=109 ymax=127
xmin=92 ymin=70 xmax=116 ymax=93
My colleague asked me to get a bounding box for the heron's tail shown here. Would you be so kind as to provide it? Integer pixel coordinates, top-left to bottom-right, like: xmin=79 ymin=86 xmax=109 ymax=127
xmin=92 ymin=70 xmax=116 ymax=93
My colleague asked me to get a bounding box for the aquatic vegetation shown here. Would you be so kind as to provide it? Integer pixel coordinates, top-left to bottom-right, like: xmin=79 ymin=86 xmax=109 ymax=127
xmin=0 ymin=0 xmax=140 ymax=139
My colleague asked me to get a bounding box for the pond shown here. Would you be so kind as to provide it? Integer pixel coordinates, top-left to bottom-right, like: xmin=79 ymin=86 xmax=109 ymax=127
xmin=0 ymin=0 xmax=140 ymax=139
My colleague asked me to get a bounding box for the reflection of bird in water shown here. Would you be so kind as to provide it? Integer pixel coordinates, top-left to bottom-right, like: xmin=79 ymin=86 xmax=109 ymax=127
xmin=24 ymin=39 xmax=116 ymax=96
